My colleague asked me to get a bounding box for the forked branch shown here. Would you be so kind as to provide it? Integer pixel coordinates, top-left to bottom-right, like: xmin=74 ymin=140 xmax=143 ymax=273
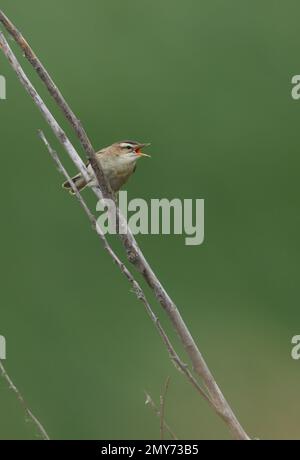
xmin=145 ymin=391 xmax=177 ymax=440
xmin=38 ymin=129 xmax=210 ymax=407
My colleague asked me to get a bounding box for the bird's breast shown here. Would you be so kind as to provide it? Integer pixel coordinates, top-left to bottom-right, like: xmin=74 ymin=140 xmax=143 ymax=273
xmin=98 ymin=155 xmax=136 ymax=192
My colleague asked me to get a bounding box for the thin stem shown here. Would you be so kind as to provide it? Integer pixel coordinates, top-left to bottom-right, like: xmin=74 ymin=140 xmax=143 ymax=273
xmin=160 ymin=377 xmax=171 ymax=440
xmin=0 ymin=361 xmax=50 ymax=440
xmin=145 ymin=391 xmax=178 ymax=440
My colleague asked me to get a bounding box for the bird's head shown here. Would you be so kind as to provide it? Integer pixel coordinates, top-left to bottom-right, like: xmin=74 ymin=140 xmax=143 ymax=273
xmin=110 ymin=140 xmax=151 ymax=160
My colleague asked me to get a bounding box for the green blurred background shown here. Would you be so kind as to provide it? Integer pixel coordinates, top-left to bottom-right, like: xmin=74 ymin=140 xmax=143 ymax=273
xmin=0 ymin=0 xmax=300 ymax=440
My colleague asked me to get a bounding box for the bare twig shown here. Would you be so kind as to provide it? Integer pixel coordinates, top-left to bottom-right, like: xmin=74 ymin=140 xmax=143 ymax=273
xmin=0 ymin=12 xmax=250 ymax=440
xmin=160 ymin=377 xmax=171 ymax=440
xmin=145 ymin=391 xmax=177 ymax=440
xmin=0 ymin=361 xmax=50 ymax=440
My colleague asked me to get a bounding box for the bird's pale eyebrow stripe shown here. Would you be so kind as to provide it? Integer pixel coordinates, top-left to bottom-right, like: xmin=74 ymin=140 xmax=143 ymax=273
xmin=120 ymin=142 xmax=134 ymax=148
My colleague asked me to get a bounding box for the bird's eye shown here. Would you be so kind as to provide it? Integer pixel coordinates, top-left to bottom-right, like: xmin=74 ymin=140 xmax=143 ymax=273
xmin=126 ymin=145 xmax=132 ymax=150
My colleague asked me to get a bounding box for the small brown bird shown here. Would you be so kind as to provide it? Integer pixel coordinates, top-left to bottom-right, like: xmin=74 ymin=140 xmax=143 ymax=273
xmin=63 ymin=140 xmax=150 ymax=194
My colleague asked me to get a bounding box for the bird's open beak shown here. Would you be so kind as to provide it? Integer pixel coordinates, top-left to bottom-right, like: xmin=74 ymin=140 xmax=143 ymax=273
xmin=135 ymin=143 xmax=151 ymax=157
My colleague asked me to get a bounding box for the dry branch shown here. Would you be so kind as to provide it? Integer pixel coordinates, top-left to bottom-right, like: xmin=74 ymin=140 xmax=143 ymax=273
xmin=0 ymin=361 xmax=50 ymax=440
xmin=160 ymin=377 xmax=171 ymax=440
xmin=0 ymin=11 xmax=250 ymax=440
xmin=0 ymin=24 xmax=210 ymax=413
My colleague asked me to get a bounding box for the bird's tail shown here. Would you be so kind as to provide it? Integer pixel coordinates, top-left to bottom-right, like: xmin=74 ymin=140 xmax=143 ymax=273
xmin=62 ymin=174 xmax=87 ymax=194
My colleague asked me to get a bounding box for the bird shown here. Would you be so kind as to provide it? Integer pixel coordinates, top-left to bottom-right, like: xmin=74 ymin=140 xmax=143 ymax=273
xmin=62 ymin=140 xmax=150 ymax=195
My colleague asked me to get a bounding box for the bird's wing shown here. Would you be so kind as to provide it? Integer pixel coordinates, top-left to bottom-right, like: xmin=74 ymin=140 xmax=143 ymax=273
xmin=85 ymin=149 xmax=105 ymax=167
